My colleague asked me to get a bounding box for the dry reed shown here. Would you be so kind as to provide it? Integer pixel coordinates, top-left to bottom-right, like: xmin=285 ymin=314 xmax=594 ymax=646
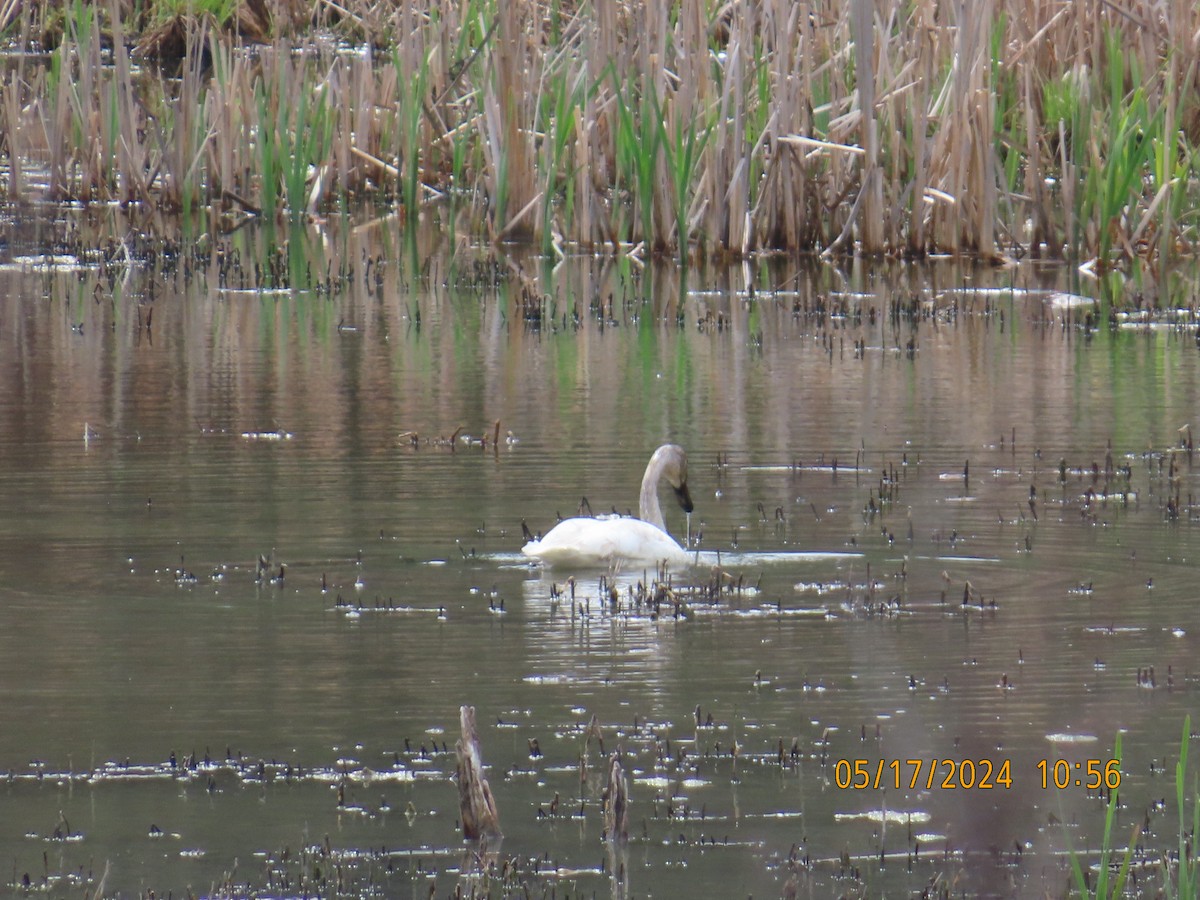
xmin=1 ymin=0 xmax=1198 ymax=265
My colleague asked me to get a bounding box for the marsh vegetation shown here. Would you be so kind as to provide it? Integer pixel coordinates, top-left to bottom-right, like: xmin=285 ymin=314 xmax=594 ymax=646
xmin=2 ymin=0 xmax=1200 ymax=268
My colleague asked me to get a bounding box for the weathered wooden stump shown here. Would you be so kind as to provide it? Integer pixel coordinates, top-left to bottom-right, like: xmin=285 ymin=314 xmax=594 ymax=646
xmin=603 ymin=753 xmax=629 ymax=843
xmin=455 ymin=705 xmax=502 ymax=839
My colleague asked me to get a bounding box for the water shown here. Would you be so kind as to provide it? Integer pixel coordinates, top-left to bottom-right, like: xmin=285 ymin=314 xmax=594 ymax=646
xmin=1 ymin=216 xmax=1198 ymax=897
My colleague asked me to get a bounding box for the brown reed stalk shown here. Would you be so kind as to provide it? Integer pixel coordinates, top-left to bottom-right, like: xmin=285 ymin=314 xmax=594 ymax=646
xmin=752 ymin=2 xmax=802 ymax=249
xmin=905 ymin=0 xmax=935 ymax=255
xmin=480 ymin=0 xmax=540 ymax=241
xmin=0 ymin=0 xmax=20 ymax=34
xmin=643 ymin=1 xmax=671 ymax=251
xmin=77 ymin=7 xmax=106 ymax=201
xmin=924 ymin=0 xmax=996 ymax=256
xmin=43 ymin=14 xmax=80 ymax=199
xmin=205 ymin=35 xmax=243 ymax=203
xmin=706 ymin=2 xmax=751 ymax=254
xmin=669 ymin=0 xmax=711 ymax=250
xmin=850 ymin=0 xmax=883 ymax=254
xmin=1010 ymin=0 xmax=1053 ymax=255
xmin=0 ymin=15 xmax=32 ymax=199
xmin=109 ymin=0 xmax=158 ymax=205
xmin=570 ymin=0 xmax=620 ymax=249
xmin=0 ymin=75 xmax=16 ymax=197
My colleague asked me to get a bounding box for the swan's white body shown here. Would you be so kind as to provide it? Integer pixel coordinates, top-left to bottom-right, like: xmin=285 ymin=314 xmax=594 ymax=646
xmin=523 ymin=516 xmax=690 ymax=569
xmin=522 ymin=445 xmax=694 ymax=570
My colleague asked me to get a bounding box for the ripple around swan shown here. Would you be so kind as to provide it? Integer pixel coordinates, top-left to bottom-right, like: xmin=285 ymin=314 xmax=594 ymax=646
xmin=496 ymin=548 xmax=862 ymax=575
xmin=694 ymin=550 xmax=863 ymax=566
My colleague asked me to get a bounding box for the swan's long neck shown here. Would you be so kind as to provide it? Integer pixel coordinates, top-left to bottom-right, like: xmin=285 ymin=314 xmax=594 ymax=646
xmin=639 ymin=455 xmax=667 ymax=532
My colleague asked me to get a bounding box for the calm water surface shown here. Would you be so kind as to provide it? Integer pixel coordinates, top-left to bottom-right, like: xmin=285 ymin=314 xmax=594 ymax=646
xmin=1 ymin=217 xmax=1198 ymax=897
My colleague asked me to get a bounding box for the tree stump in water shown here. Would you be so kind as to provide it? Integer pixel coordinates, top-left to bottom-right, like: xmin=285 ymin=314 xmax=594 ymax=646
xmin=455 ymin=705 xmax=502 ymax=839
xmin=603 ymin=754 xmax=629 ymax=843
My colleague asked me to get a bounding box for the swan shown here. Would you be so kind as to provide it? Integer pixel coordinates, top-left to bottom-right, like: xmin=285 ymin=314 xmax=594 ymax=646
xmin=522 ymin=444 xmax=695 ymax=569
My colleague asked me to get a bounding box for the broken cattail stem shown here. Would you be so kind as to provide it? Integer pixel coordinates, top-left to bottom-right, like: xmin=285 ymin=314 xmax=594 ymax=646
xmin=585 ymin=713 xmax=604 ymax=754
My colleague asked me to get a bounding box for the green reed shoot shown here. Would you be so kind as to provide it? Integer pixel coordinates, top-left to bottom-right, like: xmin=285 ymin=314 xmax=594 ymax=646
xmin=538 ymin=65 xmax=587 ymax=254
xmin=1065 ymin=731 xmax=1137 ymax=899
xmin=1144 ymin=67 xmax=1194 ymax=268
xmin=1043 ymin=63 xmax=1090 ymax=259
xmin=656 ymin=88 xmax=711 ymax=262
xmin=52 ymin=0 xmax=98 ymax=197
xmin=990 ymin=13 xmax=1023 ymax=200
xmin=613 ymin=72 xmax=663 ymax=248
xmin=148 ymin=0 xmax=239 ymax=27
xmin=153 ymin=21 xmax=208 ymax=214
xmin=253 ymin=53 xmax=332 ymax=221
xmin=1084 ymin=30 xmax=1161 ymax=269
xmin=1164 ymin=716 xmax=1198 ymax=899
xmin=288 ymin=74 xmax=332 ymax=218
xmin=390 ymin=43 xmax=427 ymax=221
xmin=254 ymin=74 xmax=280 ymax=221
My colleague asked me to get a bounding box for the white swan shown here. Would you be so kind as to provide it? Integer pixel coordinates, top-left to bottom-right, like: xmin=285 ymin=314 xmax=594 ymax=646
xmin=522 ymin=444 xmax=695 ymax=569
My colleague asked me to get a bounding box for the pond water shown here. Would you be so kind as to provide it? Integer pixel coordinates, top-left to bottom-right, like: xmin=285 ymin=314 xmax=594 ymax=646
xmin=1 ymin=213 xmax=1198 ymax=897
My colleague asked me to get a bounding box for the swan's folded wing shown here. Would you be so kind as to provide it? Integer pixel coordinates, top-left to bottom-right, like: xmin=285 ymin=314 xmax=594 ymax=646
xmin=522 ymin=517 xmax=688 ymax=569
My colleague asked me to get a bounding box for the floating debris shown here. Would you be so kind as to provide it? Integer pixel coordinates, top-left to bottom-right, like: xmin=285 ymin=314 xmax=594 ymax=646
xmin=1045 ymin=291 xmax=1097 ymax=309
xmin=1045 ymin=733 xmax=1099 ymax=745
xmin=833 ymin=810 xmax=932 ymax=825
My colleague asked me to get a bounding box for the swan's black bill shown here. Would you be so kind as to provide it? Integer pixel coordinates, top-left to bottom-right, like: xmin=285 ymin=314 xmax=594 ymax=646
xmin=674 ymin=482 xmax=694 ymax=513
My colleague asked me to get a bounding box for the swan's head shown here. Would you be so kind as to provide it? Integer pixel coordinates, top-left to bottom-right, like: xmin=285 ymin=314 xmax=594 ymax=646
xmin=673 ymin=480 xmax=694 ymax=513
xmin=654 ymin=444 xmax=694 ymax=513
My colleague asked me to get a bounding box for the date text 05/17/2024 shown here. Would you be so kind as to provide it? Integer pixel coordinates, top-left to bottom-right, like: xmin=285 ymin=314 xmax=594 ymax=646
xmin=833 ymin=758 xmax=1122 ymax=791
